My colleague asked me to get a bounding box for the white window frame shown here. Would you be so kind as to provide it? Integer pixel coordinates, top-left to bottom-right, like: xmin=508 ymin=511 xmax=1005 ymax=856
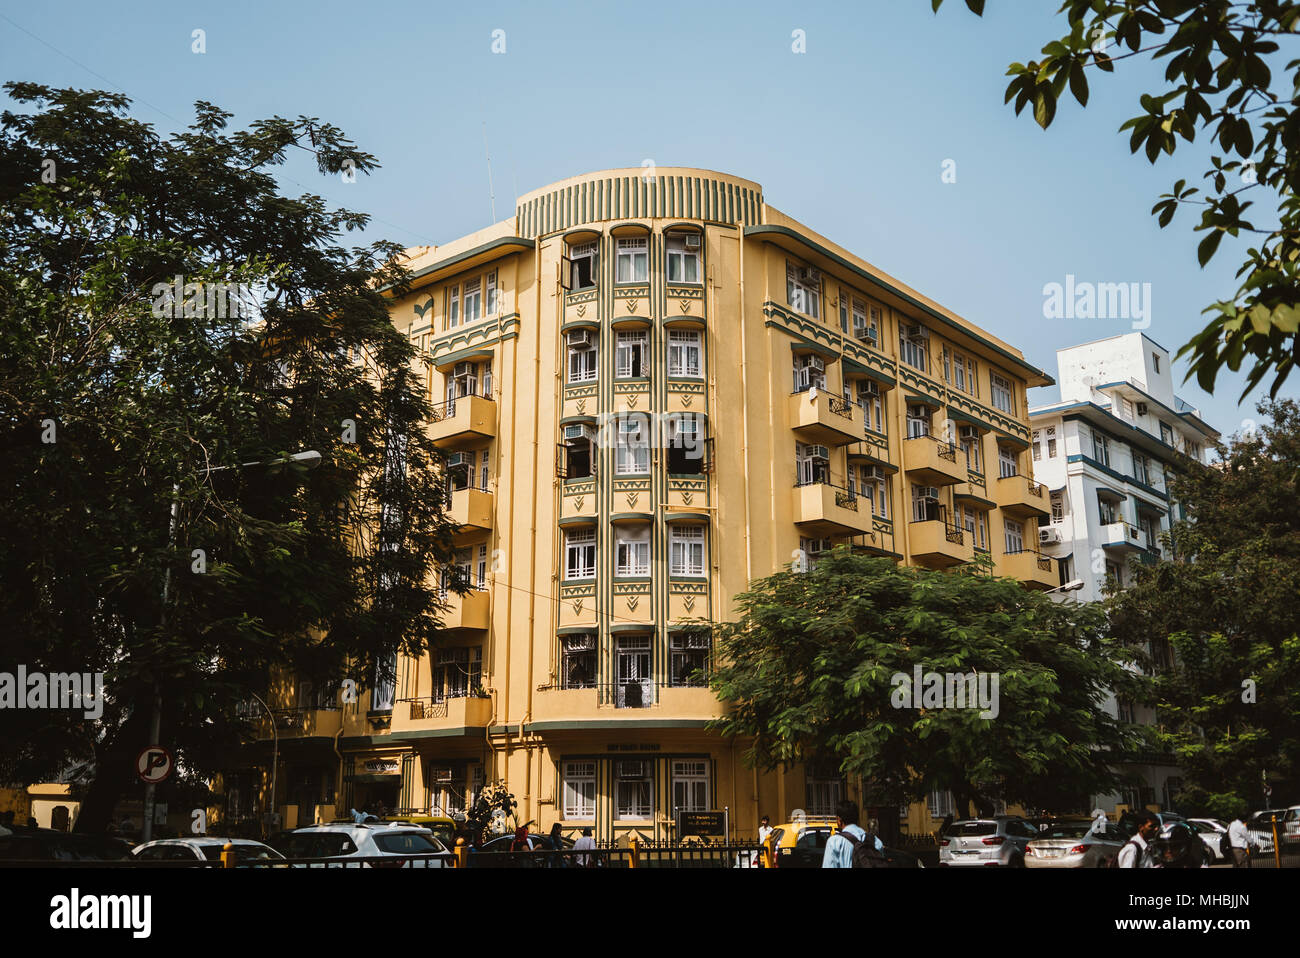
xmin=616 ymin=236 xmax=649 ymax=283
xmin=990 ymin=371 xmax=1015 ymax=414
xmin=445 ymin=284 xmax=460 ymax=329
xmin=998 ymin=445 xmax=1019 ymax=479
xmin=568 ymin=334 xmax=597 ymax=384
xmin=786 ymin=263 xmax=821 ymax=318
xmin=563 ymin=761 xmax=596 ymax=819
xmin=615 ymin=330 xmax=648 ymax=379
xmin=899 ymin=325 xmax=928 ymax=371
xmin=615 ymin=759 xmax=653 ymax=820
xmin=569 ymin=242 xmax=598 ymax=290
xmin=1093 ymin=431 xmax=1110 ymax=467
xmin=668 ymin=329 xmax=703 ymax=378
xmin=1045 ymin=425 xmax=1057 ymax=458
xmin=665 ymin=234 xmax=701 ymax=284
xmin=485 ymin=271 xmax=498 ymax=316
xmin=615 ymin=525 xmax=651 ymax=577
xmin=615 ymin=416 xmax=650 ymax=475
xmin=1004 ymin=517 xmax=1025 ymax=554
xmin=565 ymin=527 xmax=596 ymax=580
xmin=906 ymin=403 xmax=931 ymax=439
xmin=671 ymin=760 xmax=710 ymax=813
xmin=669 ymin=525 xmax=706 ymax=577
xmin=462 ymin=276 xmax=482 ymax=324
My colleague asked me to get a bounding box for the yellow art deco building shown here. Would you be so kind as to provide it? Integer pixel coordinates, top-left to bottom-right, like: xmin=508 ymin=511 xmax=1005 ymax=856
xmin=236 ymin=168 xmax=1056 ymax=841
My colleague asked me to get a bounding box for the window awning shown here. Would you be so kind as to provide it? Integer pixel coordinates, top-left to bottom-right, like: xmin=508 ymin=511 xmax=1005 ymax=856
xmin=1093 ymin=481 xmax=1127 ymax=501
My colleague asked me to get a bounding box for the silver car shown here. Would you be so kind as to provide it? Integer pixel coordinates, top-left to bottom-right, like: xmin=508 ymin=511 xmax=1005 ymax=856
xmin=939 ymin=816 xmax=1038 ymax=867
xmin=1025 ymin=821 xmax=1125 ymax=868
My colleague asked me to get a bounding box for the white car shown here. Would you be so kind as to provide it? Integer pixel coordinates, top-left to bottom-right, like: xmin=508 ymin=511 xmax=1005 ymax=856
xmin=133 ymin=837 xmax=284 ymax=865
xmin=278 ymin=822 xmax=449 ymax=867
xmin=1185 ymin=819 xmax=1231 ymax=861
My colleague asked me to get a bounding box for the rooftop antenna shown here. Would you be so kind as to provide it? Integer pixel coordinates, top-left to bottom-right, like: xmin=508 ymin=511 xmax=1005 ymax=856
xmin=483 ymin=122 xmax=496 ymax=222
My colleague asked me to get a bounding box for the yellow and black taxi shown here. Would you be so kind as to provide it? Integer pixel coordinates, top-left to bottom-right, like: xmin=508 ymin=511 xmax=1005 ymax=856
xmin=763 ymin=817 xmax=923 ymax=868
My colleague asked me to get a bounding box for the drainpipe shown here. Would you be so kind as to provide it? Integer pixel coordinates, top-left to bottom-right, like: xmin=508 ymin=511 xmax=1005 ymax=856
xmin=736 ymin=222 xmax=753 ymax=585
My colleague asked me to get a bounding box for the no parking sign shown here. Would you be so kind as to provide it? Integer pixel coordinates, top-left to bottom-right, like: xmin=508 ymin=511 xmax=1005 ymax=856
xmin=136 ymin=745 xmax=173 ymax=785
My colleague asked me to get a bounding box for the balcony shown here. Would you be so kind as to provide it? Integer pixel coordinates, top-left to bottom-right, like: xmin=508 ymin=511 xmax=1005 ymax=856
xmin=533 ymin=682 xmax=719 ymax=724
xmin=793 ymin=480 xmax=875 ymax=536
xmin=953 ymin=472 xmax=993 ymax=506
xmin=439 ymin=588 xmax=490 ymax=631
xmin=263 ymin=706 xmax=343 ymax=739
xmin=448 ymin=486 xmax=493 ymax=534
xmin=999 ymin=550 xmax=1057 ymax=590
xmin=429 ymin=393 xmax=495 ymax=449
xmin=908 ymin=519 xmax=974 ymax=568
xmin=1101 ymin=520 xmax=1143 ymax=553
xmin=994 ymin=473 xmax=1050 ymax=520
xmin=391 ymin=694 xmax=492 ymax=735
xmin=902 ymin=435 xmax=964 ymax=486
xmin=788 ymin=390 xmax=862 ymax=446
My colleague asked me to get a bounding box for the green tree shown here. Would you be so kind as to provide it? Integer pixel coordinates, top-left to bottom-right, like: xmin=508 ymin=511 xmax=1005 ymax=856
xmin=1107 ymin=399 xmax=1300 ymax=816
xmin=0 ymin=84 xmax=460 ymax=830
xmin=934 ymin=0 xmax=1300 ymax=400
xmin=708 ymin=550 xmax=1148 ymax=817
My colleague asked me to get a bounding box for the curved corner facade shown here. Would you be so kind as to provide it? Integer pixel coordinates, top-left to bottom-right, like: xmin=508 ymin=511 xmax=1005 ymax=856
xmin=240 ymin=168 xmax=1060 ymax=840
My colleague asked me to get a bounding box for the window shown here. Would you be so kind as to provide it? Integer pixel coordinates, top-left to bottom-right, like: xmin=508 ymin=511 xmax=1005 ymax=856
xmin=800 ymin=536 xmax=833 ymax=570
xmin=958 ymin=426 xmax=982 ymax=472
xmin=565 ymin=528 xmax=596 ymax=579
xmin=670 ymin=633 xmax=709 ymax=687
xmin=561 ymin=634 xmax=596 ymax=689
xmin=615 ymin=525 xmax=650 ymax=577
xmin=1133 ymin=453 xmax=1149 ymax=485
xmin=615 ymin=330 xmax=648 ymax=378
xmin=990 ymin=372 xmax=1015 ymax=414
xmin=1045 ymin=425 xmax=1057 ymax=458
xmin=563 ymin=761 xmax=596 ymax=819
xmin=1097 ymin=494 xmax=1118 ymax=526
xmin=1120 ymin=397 xmax=1134 ymax=421
xmin=786 ymin=262 xmax=821 ymax=318
xmin=793 ymin=353 xmax=827 ymax=391
xmin=957 ymin=504 xmax=988 ymax=550
xmin=906 ymin=403 xmax=931 ymax=439
xmin=1004 ymin=517 xmax=1024 ymax=554
xmin=615 ymin=637 xmax=652 ymax=709
xmin=854 ymin=380 xmax=884 ymax=434
xmin=670 ymin=525 xmax=706 ymax=576
xmin=561 ymin=423 xmax=593 ymax=479
xmin=943 ymin=348 xmax=978 ymax=395
xmin=998 ymin=444 xmax=1019 ymax=479
xmin=568 ymin=241 xmax=598 ymax=290
xmin=899 ymin=324 xmax=928 ymax=371
xmin=1105 ymin=559 xmax=1123 ymax=589
xmin=796 ymin=442 xmax=830 ymax=485
xmin=928 ymin=789 xmax=955 ymax=818
xmin=1159 ymin=421 xmax=1175 ymax=446
xmin=485 ymin=272 xmax=497 ymax=316
xmin=1152 ymin=354 xmax=1161 ymax=374
xmin=666 ymin=233 xmax=701 ymax=283
xmin=668 ymin=329 xmax=702 ymax=377
xmin=672 ymin=760 xmax=710 ymax=812
xmin=911 ymin=483 xmax=941 ymax=523
xmin=1184 ymin=439 xmax=1201 ymax=461
xmin=805 ymin=760 xmax=843 ymax=817
xmin=1092 ymin=430 xmax=1110 ymax=467
xmin=849 ymin=464 xmax=889 ymax=518
xmin=1138 ymin=513 xmax=1158 ymax=551
xmin=445 ymin=284 xmax=460 ymax=329
xmin=666 ymin=414 xmax=704 ymax=474
xmin=463 ymin=277 xmax=482 ymax=324
xmin=567 ymin=330 xmax=597 ymax=383
xmin=615 ymin=759 xmax=652 ymax=818
xmin=1050 ymin=490 xmax=1064 ymax=523
xmin=1117 ymin=699 xmax=1136 ymax=724
xmin=847 ymin=297 xmax=879 ymax=346
xmin=616 ymin=237 xmax=648 ymax=283
xmin=615 ymin=415 xmax=650 ymax=474
xmin=434 ymin=647 xmax=482 ymax=701
xmin=1032 ymin=430 xmax=1042 ymax=462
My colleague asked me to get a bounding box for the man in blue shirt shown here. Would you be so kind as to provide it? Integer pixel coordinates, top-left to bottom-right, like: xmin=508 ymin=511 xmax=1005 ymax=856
xmin=822 ymin=800 xmax=883 ymax=868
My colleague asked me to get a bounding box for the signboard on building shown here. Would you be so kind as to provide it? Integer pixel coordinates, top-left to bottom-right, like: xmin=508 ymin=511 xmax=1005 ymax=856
xmin=363 ymin=759 xmax=400 ymax=775
xmin=676 ymin=810 xmax=725 ymax=838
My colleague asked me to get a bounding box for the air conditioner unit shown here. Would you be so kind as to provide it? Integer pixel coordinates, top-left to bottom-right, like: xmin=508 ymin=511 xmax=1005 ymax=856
xmin=684 ymin=233 xmax=702 ymax=249
xmin=865 ymin=466 xmax=886 ymax=481
xmin=445 ymin=452 xmax=470 ymax=468
xmin=855 ymin=327 xmax=878 ymax=345
xmin=860 ymin=380 xmax=880 ymax=398
xmin=919 ymin=486 xmax=939 ymax=500
xmin=798 ymin=266 xmax=817 ymax=284
xmin=566 ymin=329 xmax=592 ymax=348
xmin=809 ymin=445 xmax=830 ymax=460
xmin=903 ymin=324 xmax=924 ymax=341
xmin=1039 ymin=527 xmax=1062 ymax=545
xmin=1136 ymin=402 xmax=1148 ymax=416
xmin=563 ymin=423 xmax=592 ymax=442
xmin=958 ymin=425 xmax=981 ymax=442
xmin=453 ymin=362 xmax=473 ymax=378
xmin=807 ymin=356 xmax=826 ymax=372
xmin=805 ymin=538 xmax=833 ymax=554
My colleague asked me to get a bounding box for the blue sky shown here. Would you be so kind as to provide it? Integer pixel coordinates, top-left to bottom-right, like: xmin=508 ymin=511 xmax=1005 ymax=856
xmin=4 ymin=0 xmax=1295 ymax=437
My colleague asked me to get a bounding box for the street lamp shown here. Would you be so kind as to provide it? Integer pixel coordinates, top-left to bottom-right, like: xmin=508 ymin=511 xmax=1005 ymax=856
xmin=246 ymin=691 xmax=277 ymax=835
xmin=1046 ymin=578 xmax=1085 ymax=594
xmin=141 ymin=449 xmax=321 ymax=843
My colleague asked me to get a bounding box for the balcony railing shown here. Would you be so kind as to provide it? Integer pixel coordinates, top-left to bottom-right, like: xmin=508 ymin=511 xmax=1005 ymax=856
xmin=827 ymin=396 xmax=855 ymax=419
xmin=430 ymin=387 xmax=494 ymax=422
xmin=270 ymin=705 xmax=341 ymax=730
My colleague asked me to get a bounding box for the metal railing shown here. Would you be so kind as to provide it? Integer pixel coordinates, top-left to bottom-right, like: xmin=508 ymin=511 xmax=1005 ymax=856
xmin=429 ymin=388 xmax=494 ymax=422
xmin=271 ymin=705 xmax=340 ymax=729
xmin=907 ymin=433 xmax=958 ymax=463
xmin=827 ymin=396 xmax=855 ymax=419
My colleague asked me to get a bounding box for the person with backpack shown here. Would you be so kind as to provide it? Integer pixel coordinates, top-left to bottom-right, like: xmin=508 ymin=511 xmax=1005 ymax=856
xmin=1113 ymin=810 xmax=1159 ymax=868
xmin=822 ymin=800 xmax=887 ymax=868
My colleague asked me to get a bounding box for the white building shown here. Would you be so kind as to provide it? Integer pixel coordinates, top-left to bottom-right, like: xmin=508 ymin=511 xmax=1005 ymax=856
xmin=1029 ymin=332 xmax=1220 ymax=812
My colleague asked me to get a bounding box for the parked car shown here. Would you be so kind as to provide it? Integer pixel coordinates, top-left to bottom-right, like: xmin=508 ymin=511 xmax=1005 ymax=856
xmin=1025 ymin=820 xmax=1126 ymax=868
xmin=132 ymin=837 xmax=284 ymax=865
xmin=762 ymin=818 xmax=923 ymax=868
xmin=0 ymin=826 xmax=133 ymax=862
xmin=278 ymin=822 xmax=449 ymax=867
xmin=938 ymin=816 xmax=1038 ymax=867
xmin=381 ymin=815 xmax=458 ymax=850
xmin=471 ymin=832 xmax=567 ymax=867
xmin=1117 ymin=809 xmax=1185 ymax=838
xmin=1280 ymin=806 xmax=1300 ymax=846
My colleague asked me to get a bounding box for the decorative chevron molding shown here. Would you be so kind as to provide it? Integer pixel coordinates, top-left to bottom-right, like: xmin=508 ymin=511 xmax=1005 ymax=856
xmin=669 ymin=581 xmax=709 ymax=595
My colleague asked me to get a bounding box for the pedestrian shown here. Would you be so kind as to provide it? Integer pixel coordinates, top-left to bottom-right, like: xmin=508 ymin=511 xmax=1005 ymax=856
xmin=573 ymin=826 xmax=596 ymax=867
xmin=1227 ymin=811 xmax=1256 ymax=868
xmin=1115 ymin=810 xmax=1158 ymax=868
xmin=755 ymin=815 xmax=774 ymax=866
xmin=822 ymin=800 xmax=882 ymax=868
xmin=549 ymin=821 xmax=565 ymax=849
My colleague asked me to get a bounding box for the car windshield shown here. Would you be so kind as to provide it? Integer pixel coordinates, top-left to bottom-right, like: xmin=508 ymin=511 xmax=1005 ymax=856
xmin=374 ymin=833 xmax=442 ymax=854
xmin=280 ymin=833 xmax=354 ymax=857
xmin=1039 ymin=824 xmax=1091 ymax=839
xmin=199 ymin=843 xmax=282 ymax=862
xmin=950 ymin=822 xmax=997 ymax=836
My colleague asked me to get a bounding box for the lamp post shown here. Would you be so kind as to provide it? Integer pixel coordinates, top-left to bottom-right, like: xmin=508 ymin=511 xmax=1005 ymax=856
xmin=141 ymin=449 xmax=320 ymax=842
xmin=1044 ymin=578 xmax=1086 ymax=603
xmin=247 ymin=691 xmax=277 ymax=835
